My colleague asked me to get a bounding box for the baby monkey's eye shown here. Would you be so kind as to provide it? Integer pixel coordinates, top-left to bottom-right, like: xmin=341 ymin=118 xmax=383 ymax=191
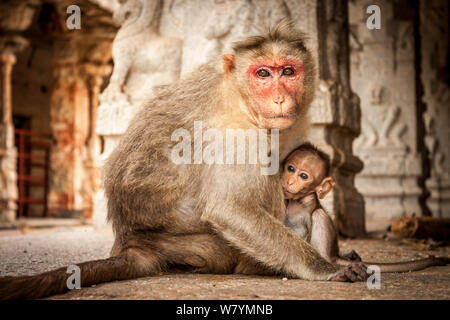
xmin=282 ymin=67 xmax=295 ymax=76
xmin=287 ymin=165 xmax=295 ymax=172
xmin=257 ymin=69 xmax=271 ymax=78
xmin=299 ymin=172 xmax=308 ymax=180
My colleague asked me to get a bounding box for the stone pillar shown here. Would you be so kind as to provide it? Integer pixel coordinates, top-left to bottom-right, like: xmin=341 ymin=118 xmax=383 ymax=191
xmin=1 ymin=52 xmax=16 ymax=125
xmin=350 ymin=0 xmax=422 ymax=220
xmin=0 ymin=50 xmax=18 ymax=222
xmin=0 ymin=0 xmax=37 ymax=222
xmin=82 ymin=63 xmax=111 ymax=219
xmin=307 ymin=0 xmax=365 ymax=236
xmin=420 ymin=0 xmax=450 ymax=217
xmin=48 ymin=40 xmax=90 ymax=215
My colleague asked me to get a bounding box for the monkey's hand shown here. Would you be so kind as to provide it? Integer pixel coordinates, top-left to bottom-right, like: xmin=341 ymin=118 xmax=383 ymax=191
xmin=328 ymin=263 xmax=368 ymax=282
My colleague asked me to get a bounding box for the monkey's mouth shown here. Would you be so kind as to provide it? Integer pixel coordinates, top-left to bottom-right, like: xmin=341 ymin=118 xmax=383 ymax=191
xmin=266 ymin=114 xmax=297 ymax=120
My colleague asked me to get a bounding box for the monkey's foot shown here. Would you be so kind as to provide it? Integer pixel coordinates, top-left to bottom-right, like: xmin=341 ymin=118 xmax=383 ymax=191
xmin=328 ymin=263 xmax=368 ymax=282
xmin=340 ymin=250 xmax=362 ymax=262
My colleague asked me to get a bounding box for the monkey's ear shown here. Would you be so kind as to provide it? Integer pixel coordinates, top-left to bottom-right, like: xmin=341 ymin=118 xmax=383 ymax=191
xmin=222 ymin=54 xmax=235 ymax=75
xmin=315 ymin=177 xmax=335 ymax=199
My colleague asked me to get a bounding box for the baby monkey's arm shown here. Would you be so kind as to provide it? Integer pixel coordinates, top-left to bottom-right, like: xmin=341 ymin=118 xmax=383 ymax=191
xmin=310 ymin=207 xmax=339 ymax=263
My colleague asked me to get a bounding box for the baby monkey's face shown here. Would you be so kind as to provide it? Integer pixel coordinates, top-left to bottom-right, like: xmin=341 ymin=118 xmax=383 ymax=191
xmin=281 ymin=150 xmax=333 ymax=200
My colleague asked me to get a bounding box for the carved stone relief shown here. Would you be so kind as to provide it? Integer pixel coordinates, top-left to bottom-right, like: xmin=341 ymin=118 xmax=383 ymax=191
xmin=350 ymin=0 xmax=422 ymax=219
xmin=97 ymin=0 xmax=182 ymax=148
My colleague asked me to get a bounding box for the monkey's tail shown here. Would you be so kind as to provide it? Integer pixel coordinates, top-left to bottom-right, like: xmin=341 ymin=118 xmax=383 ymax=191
xmin=363 ymin=256 xmax=450 ymax=273
xmin=0 ymin=253 xmax=152 ymax=300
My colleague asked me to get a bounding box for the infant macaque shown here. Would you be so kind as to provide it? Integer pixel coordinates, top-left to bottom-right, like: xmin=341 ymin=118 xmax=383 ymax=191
xmin=282 ymin=143 xmax=450 ymax=272
xmin=282 ymin=143 xmax=359 ymax=264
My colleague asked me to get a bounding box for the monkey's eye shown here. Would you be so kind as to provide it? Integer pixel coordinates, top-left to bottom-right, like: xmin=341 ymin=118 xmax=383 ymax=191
xmin=299 ymin=172 xmax=309 ymax=180
xmin=287 ymin=165 xmax=295 ymax=172
xmin=257 ymin=69 xmax=271 ymax=78
xmin=282 ymin=67 xmax=295 ymax=76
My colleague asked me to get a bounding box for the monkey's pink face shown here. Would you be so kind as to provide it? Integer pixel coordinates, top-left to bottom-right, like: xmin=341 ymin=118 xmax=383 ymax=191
xmin=246 ymin=57 xmax=304 ymax=130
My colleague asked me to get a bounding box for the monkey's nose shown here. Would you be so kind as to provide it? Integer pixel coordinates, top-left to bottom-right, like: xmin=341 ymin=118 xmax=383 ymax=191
xmin=273 ymin=95 xmax=285 ymax=104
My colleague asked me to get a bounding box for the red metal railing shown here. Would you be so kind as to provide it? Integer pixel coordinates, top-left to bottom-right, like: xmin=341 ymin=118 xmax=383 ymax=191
xmin=15 ymin=129 xmax=51 ymax=217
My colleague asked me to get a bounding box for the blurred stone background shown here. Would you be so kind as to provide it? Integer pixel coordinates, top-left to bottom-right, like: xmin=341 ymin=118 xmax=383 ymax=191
xmin=0 ymin=0 xmax=448 ymax=238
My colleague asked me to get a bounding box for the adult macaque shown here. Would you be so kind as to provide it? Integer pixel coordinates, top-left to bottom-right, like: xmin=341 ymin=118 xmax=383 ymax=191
xmin=282 ymin=143 xmax=450 ymax=272
xmin=0 ymin=24 xmax=367 ymax=300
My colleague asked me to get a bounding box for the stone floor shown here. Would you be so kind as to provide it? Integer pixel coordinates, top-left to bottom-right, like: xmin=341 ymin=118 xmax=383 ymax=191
xmin=0 ymin=222 xmax=449 ymax=300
